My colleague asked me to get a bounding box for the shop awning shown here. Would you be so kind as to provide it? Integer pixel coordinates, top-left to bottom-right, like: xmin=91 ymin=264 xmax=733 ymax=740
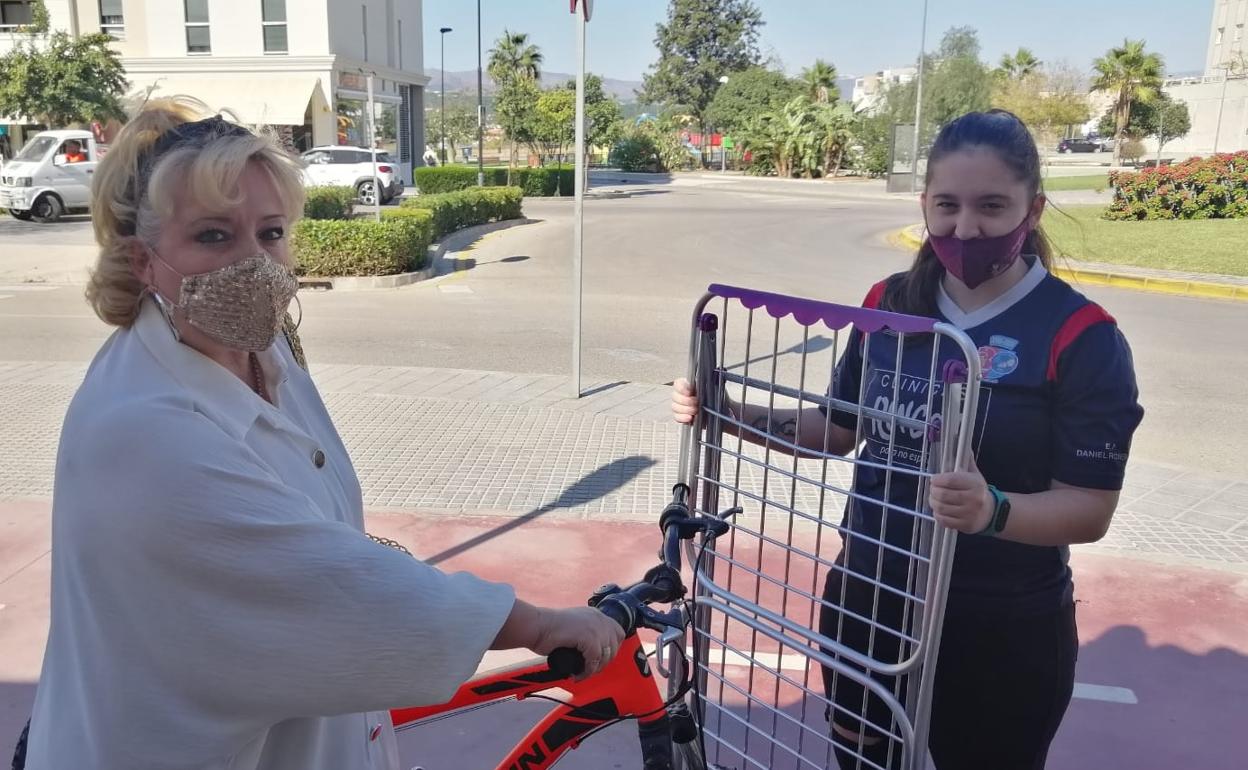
xmin=130 ymin=76 xmax=325 ymax=126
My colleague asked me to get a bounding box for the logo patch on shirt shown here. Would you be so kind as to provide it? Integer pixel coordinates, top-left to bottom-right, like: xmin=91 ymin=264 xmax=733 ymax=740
xmin=979 ymin=335 xmax=1020 ymax=383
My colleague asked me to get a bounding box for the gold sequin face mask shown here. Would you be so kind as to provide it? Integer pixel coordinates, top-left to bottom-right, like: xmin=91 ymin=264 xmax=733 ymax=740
xmin=150 ymin=252 xmax=299 ymax=352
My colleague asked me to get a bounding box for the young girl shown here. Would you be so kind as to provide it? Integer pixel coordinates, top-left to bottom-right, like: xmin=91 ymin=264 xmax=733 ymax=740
xmin=672 ymin=110 xmax=1144 ymax=769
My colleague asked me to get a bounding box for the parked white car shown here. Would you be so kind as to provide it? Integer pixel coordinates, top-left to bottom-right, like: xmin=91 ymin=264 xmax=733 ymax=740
xmin=300 ymin=146 xmax=402 ymax=205
xmin=0 ymin=130 xmax=103 ymax=223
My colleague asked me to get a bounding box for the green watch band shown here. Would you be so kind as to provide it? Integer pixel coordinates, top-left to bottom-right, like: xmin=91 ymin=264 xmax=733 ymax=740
xmin=978 ymin=485 xmax=1011 ymax=536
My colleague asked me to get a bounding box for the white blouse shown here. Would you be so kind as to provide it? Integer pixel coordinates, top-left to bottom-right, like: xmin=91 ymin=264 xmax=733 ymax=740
xmin=25 ymin=298 xmax=516 ymax=770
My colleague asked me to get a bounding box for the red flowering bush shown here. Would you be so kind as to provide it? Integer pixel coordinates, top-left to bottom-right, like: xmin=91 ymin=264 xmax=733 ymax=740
xmin=1105 ymin=151 xmax=1248 ymax=220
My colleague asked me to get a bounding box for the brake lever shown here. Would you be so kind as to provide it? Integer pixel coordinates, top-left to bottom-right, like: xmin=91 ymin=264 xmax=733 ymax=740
xmin=654 ymin=625 xmax=683 ymax=680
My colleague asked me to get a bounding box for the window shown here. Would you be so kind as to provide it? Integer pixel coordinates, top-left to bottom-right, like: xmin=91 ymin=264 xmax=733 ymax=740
xmin=1216 ymin=27 xmax=1225 ymax=45
xmin=100 ymin=0 xmax=124 ymax=38
xmin=0 ymin=0 xmax=33 ymax=29
xmin=262 ymin=0 xmax=287 ymax=54
xmin=1236 ymin=24 xmax=1244 ymax=43
xmin=185 ymin=0 xmax=210 ymax=54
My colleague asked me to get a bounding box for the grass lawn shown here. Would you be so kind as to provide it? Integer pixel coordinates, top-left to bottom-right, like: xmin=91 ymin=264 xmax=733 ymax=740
xmin=1043 ymin=205 xmax=1248 ymax=277
xmin=1042 ymin=174 xmax=1110 ymax=192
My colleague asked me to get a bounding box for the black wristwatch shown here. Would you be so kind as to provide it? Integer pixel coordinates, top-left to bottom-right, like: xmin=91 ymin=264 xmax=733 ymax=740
xmin=979 ymin=485 xmax=1011 ymax=536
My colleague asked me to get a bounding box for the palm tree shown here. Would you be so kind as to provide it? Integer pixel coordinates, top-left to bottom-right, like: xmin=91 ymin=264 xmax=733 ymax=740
xmin=488 ymin=30 xmax=543 ymax=83
xmin=998 ymin=48 xmax=1041 ymax=80
xmin=488 ymin=30 xmax=543 ymax=177
xmin=801 ymin=60 xmax=840 ymax=104
xmin=1091 ymin=39 xmax=1165 ymax=165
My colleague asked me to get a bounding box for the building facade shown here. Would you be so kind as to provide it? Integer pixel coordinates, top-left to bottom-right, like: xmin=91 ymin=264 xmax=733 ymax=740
xmin=1155 ymin=0 xmax=1248 ymax=154
xmin=852 ymin=67 xmax=918 ymax=114
xmin=1 ymin=0 xmax=429 ymax=181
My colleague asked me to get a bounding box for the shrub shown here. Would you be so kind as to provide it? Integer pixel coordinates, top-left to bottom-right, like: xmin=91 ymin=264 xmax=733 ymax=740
xmin=292 ymin=215 xmax=433 ymax=276
xmin=303 ymin=186 xmax=355 ymax=220
xmin=413 ymin=165 xmax=573 ymax=196
xmin=609 ymin=131 xmax=661 ymax=172
xmin=401 ymin=186 xmax=523 ymax=238
xmin=1105 ymin=151 xmax=1248 ymax=220
xmin=413 ymin=166 xmax=481 ymax=193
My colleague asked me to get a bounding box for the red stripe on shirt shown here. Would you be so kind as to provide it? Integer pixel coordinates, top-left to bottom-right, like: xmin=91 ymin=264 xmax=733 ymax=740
xmin=863 ymin=280 xmax=888 ymax=310
xmin=1047 ymin=303 xmax=1115 ymax=381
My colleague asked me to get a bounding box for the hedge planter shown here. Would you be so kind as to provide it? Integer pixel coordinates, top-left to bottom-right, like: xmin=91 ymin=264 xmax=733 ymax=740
xmin=400 ymin=186 xmax=524 ymax=238
xmin=292 ymin=211 xmax=434 ymax=277
xmin=414 ymin=166 xmax=573 ymax=197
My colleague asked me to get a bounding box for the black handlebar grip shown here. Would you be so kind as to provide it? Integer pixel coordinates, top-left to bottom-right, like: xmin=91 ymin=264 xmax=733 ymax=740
xmin=547 ymin=647 xmax=585 ymax=678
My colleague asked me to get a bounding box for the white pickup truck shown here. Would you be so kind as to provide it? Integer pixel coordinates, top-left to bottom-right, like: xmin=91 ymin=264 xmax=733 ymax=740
xmin=0 ymin=129 xmax=105 ymax=223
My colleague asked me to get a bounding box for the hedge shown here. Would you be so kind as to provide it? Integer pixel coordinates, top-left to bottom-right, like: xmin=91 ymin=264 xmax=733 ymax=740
xmin=292 ymin=213 xmax=433 ymax=276
xmin=414 ymin=165 xmax=574 ymax=196
xmin=400 ymin=186 xmax=523 ymax=238
xmin=303 ymin=186 xmax=356 ymax=220
xmin=1106 ymin=151 xmax=1248 ymax=220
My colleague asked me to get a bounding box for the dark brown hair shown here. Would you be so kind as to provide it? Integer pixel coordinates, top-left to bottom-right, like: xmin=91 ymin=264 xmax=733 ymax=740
xmin=881 ymin=109 xmax=1054 ymax=317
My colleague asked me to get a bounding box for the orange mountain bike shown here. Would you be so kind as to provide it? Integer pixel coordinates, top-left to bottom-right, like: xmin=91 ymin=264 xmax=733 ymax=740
xmin=391 ymin=484 xmax=739 ymax=770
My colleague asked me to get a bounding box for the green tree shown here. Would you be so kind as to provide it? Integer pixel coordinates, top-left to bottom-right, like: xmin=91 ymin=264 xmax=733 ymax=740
xmin=1090 ymin=39 xmax=1165 ymax=164
xmin=0 ymin=31 xmax=128 ymax=128
xmin=878 ymin=26 xmax=992 ymax=138
xmin=494 ymin=76 xmax=540 ymax=172
xmin=640 ymin=0 xmax=764 ymax=132
xmin=532 ymin=87 xmax=575 ymax=165
xmin=579 ymin=74 xmax=624 ymax=154
xmin=997 ymin=47 xmax=1041 ymax=80
xmin=488 ymin=30 xmax=543 ymax=179
xmin=801 ymin=59 xmax=840 ymax=104
xmin=925 ymin=27 xmax=992 ymax=126
xmin=704 ymin=66 xmax=801 ymax=136
xmin=993 ymin=63 xmax=1091 ymax=144
xmin=424 ymin=104 xmax=478 ymax=160
xmin=1097 ymin=93 xmax=1191 ymax=155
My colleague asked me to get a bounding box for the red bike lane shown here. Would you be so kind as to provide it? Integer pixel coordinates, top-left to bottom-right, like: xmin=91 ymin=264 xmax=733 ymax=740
xmin=365 ymin=512 xmax=1248 ymax=770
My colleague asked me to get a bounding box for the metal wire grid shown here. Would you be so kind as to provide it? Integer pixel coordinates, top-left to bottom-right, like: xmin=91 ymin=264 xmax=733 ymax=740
xmin=675 ymin=288 xmax=981 ymax=770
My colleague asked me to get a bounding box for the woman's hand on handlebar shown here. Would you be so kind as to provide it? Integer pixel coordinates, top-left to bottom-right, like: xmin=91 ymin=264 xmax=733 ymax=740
xmin=533 ymin=607 xmax=625 ymax=679
xmin=494 ymin=601 xmax=624 ymax=680
xmin=671 ymin=378 xmax=699 ymax=425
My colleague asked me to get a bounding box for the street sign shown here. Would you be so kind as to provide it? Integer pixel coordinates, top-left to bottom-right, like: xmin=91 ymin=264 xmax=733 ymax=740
xmin=570 ymin=0 xmax=592 ymax=21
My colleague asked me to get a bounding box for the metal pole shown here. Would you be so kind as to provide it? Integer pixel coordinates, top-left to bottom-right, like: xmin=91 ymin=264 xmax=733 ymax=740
xmin=572 ymin=8 xmax=586 ymax=398
xmin=1156 ymin=105 xmax=1163 ymax=167
xmin=476 ymin=0 xmax=485 ymax=186
xmin=909 ymin=0 xmax=929 ymax=194
xmin=367 ymin=72 xmax=380 ymax=221
xmin=440 ymin=29 xmax=448 ymax=164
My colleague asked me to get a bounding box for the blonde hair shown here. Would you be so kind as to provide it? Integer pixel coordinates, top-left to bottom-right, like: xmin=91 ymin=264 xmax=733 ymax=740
xmin=86 ymin=96 xmax=306 ymax=327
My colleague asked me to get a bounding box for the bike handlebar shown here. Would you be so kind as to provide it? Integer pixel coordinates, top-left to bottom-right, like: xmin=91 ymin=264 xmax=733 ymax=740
xmin=547 ymin=484 xmax=726 ymax=679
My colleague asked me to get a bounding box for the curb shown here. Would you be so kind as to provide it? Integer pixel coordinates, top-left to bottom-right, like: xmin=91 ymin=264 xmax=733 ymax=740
xmin=296 ymin=218 xmax=533 ymax=291
xmin=894 ymin=226 xmax=1248 ymax=303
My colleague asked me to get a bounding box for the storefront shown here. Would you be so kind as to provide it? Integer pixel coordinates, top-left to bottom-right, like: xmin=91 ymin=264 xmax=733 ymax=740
xmin=124 ymin=74 xmax=333 ymax=155
xmin=334 ymin=71 xmax=424 ymax=184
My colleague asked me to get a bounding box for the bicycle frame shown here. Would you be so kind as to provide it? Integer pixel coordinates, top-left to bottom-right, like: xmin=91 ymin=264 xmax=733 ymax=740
xmin=391 ymin=634 xmax=670 ymax=770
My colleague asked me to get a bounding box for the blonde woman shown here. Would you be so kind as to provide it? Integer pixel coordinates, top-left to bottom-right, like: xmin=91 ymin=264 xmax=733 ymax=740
xmin=20 ymin=99 xmax=622 ymax=770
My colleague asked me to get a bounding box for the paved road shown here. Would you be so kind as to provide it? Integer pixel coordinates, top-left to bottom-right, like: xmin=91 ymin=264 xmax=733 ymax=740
xmin=2 ymin=174 xmax=1243 ymax=477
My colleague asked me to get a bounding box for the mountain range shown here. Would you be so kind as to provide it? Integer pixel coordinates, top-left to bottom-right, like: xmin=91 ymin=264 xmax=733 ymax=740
xmin=426 ymin=69 xmax=644 ymax=100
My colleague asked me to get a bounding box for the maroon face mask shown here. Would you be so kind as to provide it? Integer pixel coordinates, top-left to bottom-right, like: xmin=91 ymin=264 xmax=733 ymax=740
xmin=928 ymin=216 xmax=1031 ymax=290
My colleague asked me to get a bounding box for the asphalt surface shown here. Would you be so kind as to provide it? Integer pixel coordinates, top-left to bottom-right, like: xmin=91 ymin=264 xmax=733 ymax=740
xmin=1 ymin=174 xmax=1245 ymax=477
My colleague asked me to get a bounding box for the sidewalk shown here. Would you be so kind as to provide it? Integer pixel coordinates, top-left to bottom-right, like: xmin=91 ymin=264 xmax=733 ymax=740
xmin=3 ymin=361 xmax=1247 ymax=567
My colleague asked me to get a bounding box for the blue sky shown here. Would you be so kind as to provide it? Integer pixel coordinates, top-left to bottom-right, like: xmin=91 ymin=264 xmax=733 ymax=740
xmin=422 ymin=0 xmax=1213 ymax=82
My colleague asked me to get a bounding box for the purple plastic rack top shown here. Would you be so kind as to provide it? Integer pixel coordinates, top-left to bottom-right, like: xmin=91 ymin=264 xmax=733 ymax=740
xmin=707 ymin=284 xmax=937 ymax=335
